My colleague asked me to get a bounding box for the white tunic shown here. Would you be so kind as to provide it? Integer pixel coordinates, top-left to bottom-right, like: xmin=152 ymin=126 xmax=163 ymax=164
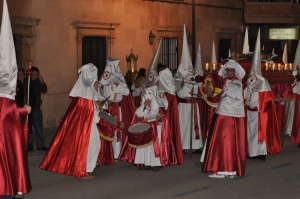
xmin=102 ymin=83 xmax=130 ymax=159
xmin=177 ymin=82 xmax=203 ymax=150
xmin=244 ymin=88 xmax=267 ymax=157
xmin=134 ymin=95 xmax=162 ymax=167
xmin=86 ymin=104 xmax=101 ymax=172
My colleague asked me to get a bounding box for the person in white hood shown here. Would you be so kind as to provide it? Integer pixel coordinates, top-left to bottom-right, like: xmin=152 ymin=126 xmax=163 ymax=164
xmin=40 ymin=63 xmax=105 ymax=180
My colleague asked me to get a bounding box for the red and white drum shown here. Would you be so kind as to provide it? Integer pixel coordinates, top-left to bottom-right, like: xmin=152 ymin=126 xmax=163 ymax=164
xmin=128 ymin=122 xmax=154 ymax=148
xmin=97 ymin=110 xmax=118 ymax=141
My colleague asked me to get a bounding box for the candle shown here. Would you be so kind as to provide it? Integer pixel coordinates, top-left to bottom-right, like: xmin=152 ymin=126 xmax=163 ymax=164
xmin=205 ymin=63 xmax=209 ymax=71
xmin=213 ymin=63 xmax=216 ymax=71
xmin=131 ymin=59 xmax=134 ymax=73
xmin=284 ymin=64 xmax=287 ymax=71
xmin=265 ymin=63 xmax=268 ymax=71
xmin=272 ymin=63 xmax=275 ymax=71
xmin=289 ymin=63 xmax=293 ymax=70
xmin=278 ymin=63 xmax=281 ymax=71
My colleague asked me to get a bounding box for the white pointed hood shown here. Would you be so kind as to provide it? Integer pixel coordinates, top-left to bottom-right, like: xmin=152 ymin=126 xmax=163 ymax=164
xmin=147 ymin=39 xmax=162 ymax=86
xmin=282 ymin=43 xmax=288 ymax=64
xmin=242 ymin=27 xmax=250 ymax=54
xmin=211 ymin=41 xmax=217 ymax=64
xmin=293 ymin=39 xmax=300 ymax=76
xmin=69 ymin=63 xmax=99 ymax=100
xmin=0 ymin=0 xmax=18 ymax=100
xmin=174 ymin=24 xmax=194 ymax=86
xmin=247 ymin=29 xmax=271 ymax=92
xmin=228 ymin=49 xmax=231 ymax=59
xmin=99 ymin=58 xmax=127 ymax=87
xmin=158 ymin=68 xmax=176 ymax=94
xmin=194 ymin=43 xmax=204 ymax=76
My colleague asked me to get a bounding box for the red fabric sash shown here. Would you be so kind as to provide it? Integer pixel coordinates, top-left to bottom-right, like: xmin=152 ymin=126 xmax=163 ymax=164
xmin=108 ymin=102 xmax=121 ymax=141
xmin=178 ymin=97 xmax=200 ymax=140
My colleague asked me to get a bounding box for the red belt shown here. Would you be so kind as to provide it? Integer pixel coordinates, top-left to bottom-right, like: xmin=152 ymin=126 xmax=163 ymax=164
xmin=178 ymin=98 xmax=200 ymax=103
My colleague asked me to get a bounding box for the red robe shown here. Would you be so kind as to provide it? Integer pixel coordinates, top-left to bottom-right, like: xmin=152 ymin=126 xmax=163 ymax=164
xmin=0 ymin=97 xmax=32 ymax=196
xmin=40 ymin=97 xmax=94 ymax=178
xmin=258 ymin=91 xmax=281 ymax=155
xmin=164 ymin=93 xmax=184 ymax=165
xmin=96 ymin=94 xmax=135 ymax=165
xmin=119 ymin=106 xmax=180 ymax=166
xmin=96 ymin=119 xmax=116 ymax=165
xmin=202 ymin=114 xmax=247 ymax=176
xmin=291 ymin=93 xmax=300 ymax=144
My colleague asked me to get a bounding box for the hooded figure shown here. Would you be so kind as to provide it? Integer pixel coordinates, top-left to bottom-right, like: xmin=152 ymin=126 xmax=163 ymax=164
xmin=244 ymin=29 xmax=281 ymax=159
xmin=156 ymin=64 xmax=184 ymax=165
xmin=98 ymin=58 xmax=134 ymax=161
xmin=175 ymin=24 xmax=203 ymax=153
xmin=202 ymin=59 xmax=247 ymax=178
xmin=290 ymin=39 xmax=300 ymax=145
xmin=0 ymin=0 xmax=32 ymax=197
xmin=40 ymin=63 xmax=104 ymax=179
xmin=130 ymin=85 xmax=163 ymax=171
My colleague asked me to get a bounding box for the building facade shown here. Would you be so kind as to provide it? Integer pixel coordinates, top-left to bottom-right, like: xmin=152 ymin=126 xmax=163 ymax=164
xmin=5 ymin=0 xmax=299 ymax=128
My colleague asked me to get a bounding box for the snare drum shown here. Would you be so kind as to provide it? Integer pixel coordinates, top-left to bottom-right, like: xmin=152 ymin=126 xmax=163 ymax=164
xmin=128 ymin=122 xmax=154 ymax=148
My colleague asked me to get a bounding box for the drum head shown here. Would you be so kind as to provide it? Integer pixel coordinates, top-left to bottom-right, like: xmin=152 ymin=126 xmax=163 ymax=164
xmin=128 ymin=123 xmax=151 ymax=133
xmin=99 ymin=110 xmax=118 ymax=125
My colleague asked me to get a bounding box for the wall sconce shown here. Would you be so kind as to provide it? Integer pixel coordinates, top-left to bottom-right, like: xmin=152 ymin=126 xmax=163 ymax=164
xmin=149 ymin=30 xmax=156 ymax=45
xmin=188 ymin=31 xmax=192 ymax=45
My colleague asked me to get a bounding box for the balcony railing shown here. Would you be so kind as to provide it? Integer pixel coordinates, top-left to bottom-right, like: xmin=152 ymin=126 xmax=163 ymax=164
xmin=246 ymin=0 xmax=299 ymax=3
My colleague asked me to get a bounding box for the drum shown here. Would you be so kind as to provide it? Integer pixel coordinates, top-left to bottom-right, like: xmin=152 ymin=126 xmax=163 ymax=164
xmin=97 ymin=110 xmax=119 ymax=141
xmin=128 ymin=122 xmax=154 ymax=148
xmin=99 ymin=110 xmax=118 ymax=126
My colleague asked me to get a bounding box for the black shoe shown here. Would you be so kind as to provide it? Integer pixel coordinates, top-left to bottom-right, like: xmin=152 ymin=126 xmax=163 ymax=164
xmin=28 ymin=147 xmax=34 ymax=152
xmin=259 ymin=155 xmax=267 ymax=161
xmin=247 ymin=156 xmax=258 ymax=159
xmin=192 ymin=149 xmax=202 ymax=154
xmin=151 ymin=166 xmax=160 ymax=171
xmin=94 ymin=164 xmax=100 ymax=169
xmin=139 ymin=166 xmax=151 ymax=170
xmin=37 ymin=147 xmax=48 ymax=151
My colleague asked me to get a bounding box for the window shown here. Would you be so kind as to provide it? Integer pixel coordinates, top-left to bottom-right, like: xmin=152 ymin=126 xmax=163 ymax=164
xmin=82 ymin=36 xmax=107 ymax=78
xmin=161 ymin=38 xmax=178 ymax=74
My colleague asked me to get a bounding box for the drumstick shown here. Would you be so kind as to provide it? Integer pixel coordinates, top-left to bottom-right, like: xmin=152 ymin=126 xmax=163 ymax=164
xmin=95 ymin=95 xmax=111 ymax=111
xmin=100 ymin=95 xmax=111 ymax=105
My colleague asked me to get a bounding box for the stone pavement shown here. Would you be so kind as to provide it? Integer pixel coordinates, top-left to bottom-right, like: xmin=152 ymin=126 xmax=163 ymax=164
xmin=24 ymin=128 xmax=300 ymax=199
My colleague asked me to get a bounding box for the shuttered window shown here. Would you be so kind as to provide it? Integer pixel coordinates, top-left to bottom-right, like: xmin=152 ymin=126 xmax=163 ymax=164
xmin=82 ymin=36 xmax=107 ymax=78
xmin=161 ymin=38 xmax=178 ymax=74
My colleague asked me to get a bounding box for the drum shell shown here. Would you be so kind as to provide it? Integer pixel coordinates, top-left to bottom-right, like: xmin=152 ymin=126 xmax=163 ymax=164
xmin=97 ymin=119 xmax=115 ymax=142
xmin=128 ymin=123 xmax=154 ymax=148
